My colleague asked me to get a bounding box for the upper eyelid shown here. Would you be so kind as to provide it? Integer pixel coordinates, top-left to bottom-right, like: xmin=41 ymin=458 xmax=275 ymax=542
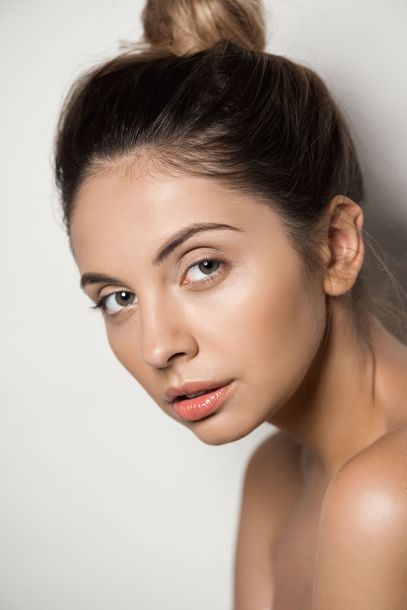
xmin=183 ymin=256 xmax=225 ymax=279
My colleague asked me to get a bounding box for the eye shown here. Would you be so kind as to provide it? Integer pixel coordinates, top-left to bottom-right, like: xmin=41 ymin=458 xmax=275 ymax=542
xmin=183 ymin=258 xmax=224 ymax=285
xmin=91 ymin=290 xmax=137 ymax=317
xmin=91 ymin=258 xmax=226 ymax=317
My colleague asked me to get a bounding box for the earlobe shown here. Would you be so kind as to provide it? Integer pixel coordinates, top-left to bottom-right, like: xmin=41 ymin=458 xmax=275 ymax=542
xmin=322 ymin=196 xmax=365 ymax=297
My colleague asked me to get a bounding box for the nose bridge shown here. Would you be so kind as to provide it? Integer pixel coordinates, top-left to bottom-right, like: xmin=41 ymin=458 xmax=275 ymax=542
xmin=139 ymin=290 xmax=195 ymax=368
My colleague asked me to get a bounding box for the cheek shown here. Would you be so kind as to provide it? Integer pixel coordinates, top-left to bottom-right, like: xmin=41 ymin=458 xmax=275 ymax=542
xmin=221 ymin=261 xmax=327 ymax=402
xmin=104 ymin=319 xmax=152 ymax=385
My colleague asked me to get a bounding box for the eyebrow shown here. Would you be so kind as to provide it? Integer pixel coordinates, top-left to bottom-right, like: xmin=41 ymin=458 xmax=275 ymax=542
xmin=80 ymin=222 xmax=243 ymax=290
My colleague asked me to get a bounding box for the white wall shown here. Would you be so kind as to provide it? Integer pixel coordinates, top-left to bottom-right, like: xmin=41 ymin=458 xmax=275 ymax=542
xmin=1 ymin=1 xmax=406 ymax=609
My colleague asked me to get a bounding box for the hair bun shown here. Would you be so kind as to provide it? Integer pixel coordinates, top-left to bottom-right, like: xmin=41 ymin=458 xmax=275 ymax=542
xmin=141 ymin=0 xmax=266 ymax=56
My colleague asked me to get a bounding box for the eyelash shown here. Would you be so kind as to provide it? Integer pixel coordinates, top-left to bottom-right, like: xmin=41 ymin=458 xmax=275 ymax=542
xmin=90 ymin=257 xmax=227 ymax=318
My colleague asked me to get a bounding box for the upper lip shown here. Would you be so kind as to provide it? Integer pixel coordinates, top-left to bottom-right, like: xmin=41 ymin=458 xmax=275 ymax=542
xmin=164 ymin=379 xmax=233 ymax=403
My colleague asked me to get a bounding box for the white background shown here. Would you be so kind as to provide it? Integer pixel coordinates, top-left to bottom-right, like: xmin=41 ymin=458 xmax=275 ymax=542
xmin=1 ymin=1 xmax=406 ymax=609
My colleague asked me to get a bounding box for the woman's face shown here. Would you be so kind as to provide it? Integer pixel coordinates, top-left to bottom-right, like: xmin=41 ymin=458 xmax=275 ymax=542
xmin=70 ymin=162 xmax=327 ymax=444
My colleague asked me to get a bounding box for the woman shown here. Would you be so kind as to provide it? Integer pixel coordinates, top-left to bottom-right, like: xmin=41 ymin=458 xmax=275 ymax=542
xmin=54 ymin=1 xmax=407 ymax=608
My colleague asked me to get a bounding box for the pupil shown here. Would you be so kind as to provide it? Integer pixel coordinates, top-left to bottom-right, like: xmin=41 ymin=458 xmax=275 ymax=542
xmin=199 ymin=260 xmax=218 ymax=274
xmin=117 ymin=291 xmax=132 ymax=305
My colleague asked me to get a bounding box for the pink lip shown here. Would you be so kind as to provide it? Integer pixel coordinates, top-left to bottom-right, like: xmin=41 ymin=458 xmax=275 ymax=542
xmin=165 ymin=379 xmax=233 ymax=403
xmin=171 ymin=382 xmax=233 ymax=421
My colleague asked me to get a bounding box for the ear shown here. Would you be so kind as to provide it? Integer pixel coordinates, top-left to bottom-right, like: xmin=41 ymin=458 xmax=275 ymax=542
xmin=321 ymin=195 xmax=365 ymax=297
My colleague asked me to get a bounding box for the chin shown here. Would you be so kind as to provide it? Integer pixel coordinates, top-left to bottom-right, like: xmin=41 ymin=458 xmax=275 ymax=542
xmin=186 ymin=407 xmax=268 ymax=446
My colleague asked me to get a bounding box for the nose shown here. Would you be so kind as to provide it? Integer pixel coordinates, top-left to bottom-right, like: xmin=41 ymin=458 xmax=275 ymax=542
xmin=138 ymin=296 xmax=198 ymax=369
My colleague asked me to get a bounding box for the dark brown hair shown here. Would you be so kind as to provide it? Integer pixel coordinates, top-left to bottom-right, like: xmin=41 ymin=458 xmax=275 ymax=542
xmin=54 ymin=0 xmax=405 ymax=343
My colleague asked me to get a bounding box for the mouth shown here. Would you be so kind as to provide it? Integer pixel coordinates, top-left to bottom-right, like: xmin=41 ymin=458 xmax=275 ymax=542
xmin=170 ymin=381 xmax=234 ymax=422
xmin=165 ymin=379 xmax=233 ymax=403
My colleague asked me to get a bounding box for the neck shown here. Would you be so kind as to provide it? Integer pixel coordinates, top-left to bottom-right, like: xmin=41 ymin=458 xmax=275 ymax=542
xmin=268 ymin=298 xmax=406 ymax=478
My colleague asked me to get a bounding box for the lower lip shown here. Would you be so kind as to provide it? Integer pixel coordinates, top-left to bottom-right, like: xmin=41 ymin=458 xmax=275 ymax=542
xmin=172 ymin=382 xmax=233 ymax=421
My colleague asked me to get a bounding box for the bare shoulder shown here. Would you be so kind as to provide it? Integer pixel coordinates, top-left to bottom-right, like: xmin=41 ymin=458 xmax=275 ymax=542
xmin=328 ymin=425 xmax=407 ymax=499
xmin=234 ymin=430 xmax=303 ymax=610
xmin=313 ymin=428 xmax=407 ymax=609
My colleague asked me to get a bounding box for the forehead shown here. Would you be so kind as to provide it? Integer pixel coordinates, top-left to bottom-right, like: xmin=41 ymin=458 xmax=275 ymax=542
xmin=69 ymin=163 xmax=281 ymax=268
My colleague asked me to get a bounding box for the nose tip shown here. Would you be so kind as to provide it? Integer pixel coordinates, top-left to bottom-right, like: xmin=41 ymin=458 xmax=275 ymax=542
xmin=139 ymin=304 xmax=198 ymax=369
xmin=142 ymin=345 xmax=188 ymax=369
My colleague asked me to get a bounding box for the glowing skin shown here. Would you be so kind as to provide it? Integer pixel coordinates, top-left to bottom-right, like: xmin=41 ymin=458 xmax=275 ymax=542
xmin=70 ymin=161 xmax=407 ymax=475
xmin=70 ymin=163 xmax=328 ymax=445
